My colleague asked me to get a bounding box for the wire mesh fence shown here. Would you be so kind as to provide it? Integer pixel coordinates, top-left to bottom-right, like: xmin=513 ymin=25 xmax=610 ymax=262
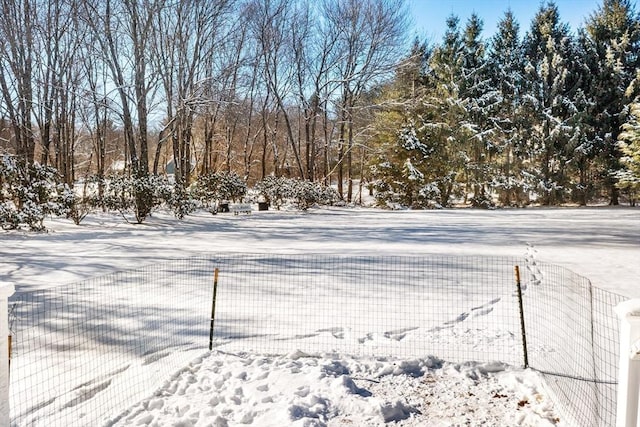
xmin=8 ymin=254 xmax=626 ymax=426
xmin=522 ymin=262 xmax=625 ymax=427
xmin=8 ymin=258 xmax=214 ymax=427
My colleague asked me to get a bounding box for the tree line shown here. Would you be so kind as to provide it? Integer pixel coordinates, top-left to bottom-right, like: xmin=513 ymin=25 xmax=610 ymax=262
xmin=0 ymin=0 xmax=407 ymax=204
xmin=370 ymin=0 xmax=640 ymax=207
xmin=0 ymin=0 xmax=639 ymax=216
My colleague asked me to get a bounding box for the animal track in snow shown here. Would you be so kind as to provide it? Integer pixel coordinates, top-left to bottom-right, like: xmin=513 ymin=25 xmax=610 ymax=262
xmin=524 ymin=242 xmax=543 ymax=287
xmin=316 ymin=327 xmax=345 ymax=339
xmin=63 ymin=379 xmax=112 ymax=409
xmin=444 ymin=298 xmax=502 ymax=326
xmin=383 ymin=327 xmax=419 ymax=341
xmin=358 ymin=333 xmax=374 ymax=344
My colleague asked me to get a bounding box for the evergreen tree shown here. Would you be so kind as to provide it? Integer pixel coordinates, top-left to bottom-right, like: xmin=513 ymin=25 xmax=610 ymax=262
xmin=566 ymin=32 xmax=596 ymax=205
xmin=522 ymin=2 xmax=578 ymax=205
xmin=369 ymin=40 xmax=447 ymax=208
xmin=616 ymin=102 xmax=640 ymax=205
xmin=369 ymin=16 xmax=470 ymax=209
xmin=459 ymin=14 xmax=496 ymax=207
xmin=422 ymin=14 xmax=468 ymax=205
xmin=396 ymin=37 xmax=430 ymax=101
xmin=487 ymin=10 xmax=528 ymax=205
xmin=369 ymin=3 xmax=640 ymax=209
xmin=583 ymin=0 xmax=640 ymax=205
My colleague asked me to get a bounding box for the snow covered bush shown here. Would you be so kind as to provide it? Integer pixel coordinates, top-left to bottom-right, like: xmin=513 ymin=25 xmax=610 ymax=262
xmin=255 ymin=177 xmax=338 ymax=210
xmin=168 ymin=184 xmax=198 ymax=220
xmin=370 ymin=123 xmax=458 ymax=210
xmin=255 ymin=176 xmax=291 ymax=210
xmin=92 ymin=173 xmax=197 ymax=221
xmin=291 ymin=179 xmax=338 ymax=210
xmin=0 ymin=154 xmax=70 ymax=231
xmin=60 ymin=184 xmax=89 ymax=225
xmin=217 ymin=172 xmax=247 ymax=202
xmin=100 ymin=174 xmax=173 ymax=223
xmin=370 ymin=166 xmax=447 ymax=210
xmin=470 ymin=192 xmax=495 ymax=209
xmin=192 ymin=172 xmax=247 ymax=210
xmin=0 ymin=202 xmax=19 ymax=230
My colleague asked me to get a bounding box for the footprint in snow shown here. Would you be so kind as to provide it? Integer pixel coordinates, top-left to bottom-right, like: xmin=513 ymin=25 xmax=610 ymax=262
xmin=470 ymin=298 xmax=500 ymax=317
xmin=444 ymin=298 xmax=502 ymax=325
xmin=358 ymin=333 xmax=374 ymax=344
xmin=383 ymin=327 xmax=419 ymax=341
xmin=444 ymin=312 xmax=469 ymax=325
xmin=317 ymin=327 xmax=345 ymax=339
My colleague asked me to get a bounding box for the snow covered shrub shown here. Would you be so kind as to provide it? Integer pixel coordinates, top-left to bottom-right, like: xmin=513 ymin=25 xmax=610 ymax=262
xmin=60 ymin=184 xmax=87 ymax=225
xmin=418 ymin=183 xmax=443 ymax=209
xmin=193 ymin=172 xmax=247 ymax=210
xmin=369 ymin=124 xmax=457 ymax=209
xmin=470 ymin=192 xmax=495 ymax=209
xmin=371 ymin=174 xmax=445 ymax=210
xmin=0 ymin=155 xmax=69 ymax=231
xmin=64 ymin=177 xmax=113 ymax=225
xmin=255 ymin=177 xmax=337 ymax=210
xmin=615 ymin=170 xmax=639 ymax=206
xmin=101 ymin=174 xmax=172 ymax=223
xmin=319 ymin=183 xmax=339 ymax=206
xmin=255 ymin=176 xmax=291 ymax=210
xmin=291 ymin=180 xmax=317 ymax=210
xmin=370 ymin=178 xmax=397 ymax=208
xmin=217 ymin=172 xmax=247 ymax=202
xmin=492 ymin=175 xmax=531 ymax=207
xmin=191 ymin=174 xmax=218 ymax=209
xmin=291 ymin=180 xmax=338 ymax=210
xmin=0 ymin=202 xmax=19 ymax=230
xmin=101 ymin=176 xmax=132 ymax=212
xmin=168 ymin=184 xmax=198 ymax=219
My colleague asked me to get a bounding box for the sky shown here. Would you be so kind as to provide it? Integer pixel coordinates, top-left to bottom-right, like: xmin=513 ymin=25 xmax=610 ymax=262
xmin=408 ymin=0 xmax=615 ymax=42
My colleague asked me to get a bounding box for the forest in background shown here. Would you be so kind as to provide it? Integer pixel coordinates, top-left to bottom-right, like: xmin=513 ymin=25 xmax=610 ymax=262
xmin=370 ymin=1 xmax=640 ymax=208
xmin=1 ymin=0 xmax=639 ymax=229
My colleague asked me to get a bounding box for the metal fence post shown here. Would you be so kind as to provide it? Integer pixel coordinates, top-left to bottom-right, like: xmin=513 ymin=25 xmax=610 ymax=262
xmin=514 ymin=266 xmax=529 ymax=368
xmin=615 ymin=299 xmax=640 ymax=427
xmin=0 ymin=283 xmax=15 ymax=427
xmin=209 ymin=268 xmax=219 ymax=351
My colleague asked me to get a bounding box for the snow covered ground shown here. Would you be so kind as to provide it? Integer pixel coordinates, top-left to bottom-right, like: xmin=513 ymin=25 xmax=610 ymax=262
xmin=2 ymin=206 xmax=639 ymax=426
xmin=112 ymin=352 xmax=560 ymax=427
xmin=2 ymin=206 xmax=638 ymax=297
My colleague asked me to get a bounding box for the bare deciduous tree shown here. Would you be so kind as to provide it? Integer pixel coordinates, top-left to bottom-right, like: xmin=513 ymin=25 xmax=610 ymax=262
xmin=0 ymin=0 xmax=37 ymax=163
xmin=248 ymin=0 xmax=306 ymax=179
xmin=153 ymin=0 xmax=234 ymax=186
xmin=82 ymin=0 xmax=163 ymax=178
xmin=323 ymin=0 xmax=409 ymax=201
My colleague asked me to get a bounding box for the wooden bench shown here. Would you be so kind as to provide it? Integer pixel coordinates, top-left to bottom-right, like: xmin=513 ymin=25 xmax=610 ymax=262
xmin=229 ymin=203 xmax=252 ymax=215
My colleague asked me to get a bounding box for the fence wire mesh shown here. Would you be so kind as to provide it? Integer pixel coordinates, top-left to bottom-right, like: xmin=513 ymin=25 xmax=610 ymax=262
xmin=522 ymin=261 xmax=625 ymax=427
xmin=8 ymin=258 xmax=213 ymax=427
xmin=8 ymin=254 xmax=625 ymax=427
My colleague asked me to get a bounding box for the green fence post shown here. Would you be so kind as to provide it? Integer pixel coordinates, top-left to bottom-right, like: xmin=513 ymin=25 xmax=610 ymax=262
xmin=209 ymin=268 xmax=219 ymax=351
xmin=515 ymin=266 xmax=529 ymax=368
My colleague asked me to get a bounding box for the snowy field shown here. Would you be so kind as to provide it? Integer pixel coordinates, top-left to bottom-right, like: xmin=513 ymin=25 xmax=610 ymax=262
xmin=1 ymin=206 xmax=639 ymax=426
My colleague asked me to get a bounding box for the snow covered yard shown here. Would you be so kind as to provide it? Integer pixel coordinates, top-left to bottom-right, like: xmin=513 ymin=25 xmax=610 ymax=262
xmin=2 ymin=206 xmax=638 ymax=297
xmin=113 ymin=352 xmax=560 ymax=427
xmin=1 ymin=206 xmax=639 ymax=426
